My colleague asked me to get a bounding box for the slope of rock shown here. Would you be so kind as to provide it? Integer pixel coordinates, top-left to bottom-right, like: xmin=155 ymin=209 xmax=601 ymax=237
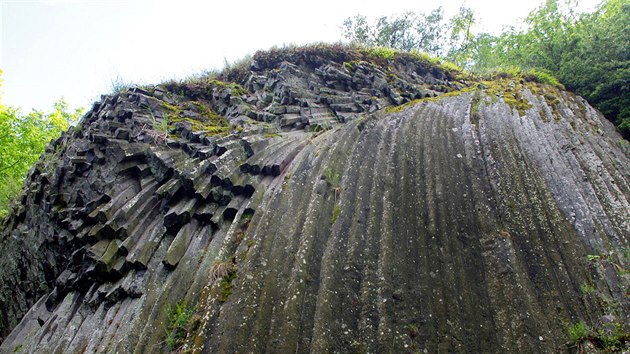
xmin=0 ymin=45 xmax=628 ymax=353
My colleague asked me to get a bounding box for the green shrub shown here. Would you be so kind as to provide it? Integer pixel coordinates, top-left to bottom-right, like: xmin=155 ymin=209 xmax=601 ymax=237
xmin=568 ymin=322 xmax=588 ymax=345
xmin=597 ymin=322 xmax=629 ymax=351
xmin=0 ymin=80 xmax=84 ymax=217
xmin=526 ymin=68 xmax=563 ymax=87
xmin=164 ymin=300 xmax=194 ymax=351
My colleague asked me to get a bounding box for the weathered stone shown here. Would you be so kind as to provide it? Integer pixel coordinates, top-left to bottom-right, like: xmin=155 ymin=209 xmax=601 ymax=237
xmin=162 ymin=221 xmax=196 ymax=269
xmin=1 ymin=45 xmax=628 ymax=354
xmin=163 ymin=197 xmax=196 ymax=233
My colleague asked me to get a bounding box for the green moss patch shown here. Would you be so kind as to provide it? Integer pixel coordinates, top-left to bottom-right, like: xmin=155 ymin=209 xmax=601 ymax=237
xmin=480 ymin=79 xmax=532 ymax=116
xmin=161 ymin=101 xmax=230 ymax=136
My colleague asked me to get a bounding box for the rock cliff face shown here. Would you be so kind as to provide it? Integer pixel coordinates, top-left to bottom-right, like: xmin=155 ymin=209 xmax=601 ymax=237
xmin=0 ymin=45 xmax=628 ymax=353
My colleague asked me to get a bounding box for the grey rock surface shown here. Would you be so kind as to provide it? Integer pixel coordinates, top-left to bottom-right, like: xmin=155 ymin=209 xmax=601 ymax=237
xmin=0 ymin=46 xmax=628 ymax=353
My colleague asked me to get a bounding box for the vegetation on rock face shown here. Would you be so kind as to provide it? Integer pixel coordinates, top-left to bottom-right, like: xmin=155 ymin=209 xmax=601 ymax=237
xmin=0 ymin=39 xmax=628 ymax=353
xmin=164 ymin=300 xmax=198 ymax=352
xmin=0 ymin=72 xmax=84 ymax=217
xmin=342 ymin=0 xmax=630 ymax=138
xmin=567 ymin=320 xmax=630 ymax=352
xmin=246 ymin=42 xmax=461 ymax=81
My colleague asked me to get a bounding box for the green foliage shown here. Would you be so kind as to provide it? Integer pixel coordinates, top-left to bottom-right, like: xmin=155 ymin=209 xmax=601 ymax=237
xmin=363 ymin=47 xmax=396 ymax=60
xmin=580 ymin=282 xmax=595 ymax=294
xmin=525 ymin=68 xmax=563 ymax=87
xmin=109 ymin=75 xmax=132 ymax=94
xmin=341 ymin=0 xmax=630 ymax=137
xmin=220 ymin=54 xmax=253 ymax=84
xmin=342 ymin=7 xmax=461 ymax=60
xmin=587 ymin=254 xmax=602 ymax=262
xmin=597 ymin=322 xmax=629 ymax=351
xmin=324 ymin=167 xmax=340 ymax=187
xmin=472 ymin=0 xmax=629 ymax=137
xmin=330 ymin=205 xmax=341 ymax=225
xmin=218 ymin=271 xmax=237 ymax=303
xmin=568 ymin=321 xmax=589 ymax=345
xmin=208 ymin=259 xmax=237 ymax=303
xmin=566 ymin=319 xmax=630 ymax=351
xmin=164 ymin=300 xmax=195 ymax=351
xmin=0 ymin=72 xmax=84 ymax=217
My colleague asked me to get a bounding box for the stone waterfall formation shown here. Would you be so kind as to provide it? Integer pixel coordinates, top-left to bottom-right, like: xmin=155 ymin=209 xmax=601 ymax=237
xmin=0 ymin=45 xmax=628 ymax=353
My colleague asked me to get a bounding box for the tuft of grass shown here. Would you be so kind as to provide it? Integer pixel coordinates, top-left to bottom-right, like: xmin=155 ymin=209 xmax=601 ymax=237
xmin=480 ymin=66 xmax=564 ymax=89
xmin=362 ymin=46 xmax=396 ymax=60
xmin=209 ymin=260 xmax=237 ymax=303
xmin=145 ymin=111 xmax=170 ymax=144
xmin=109 ymin=75 xmax=132 ymax=94
xmin=220 ymin=54 xmax=253 ymax=84
xmin=209 ymin=260 xmax=236 ymax=283
xmin=526 ymin=68 xmax=563 ymax=87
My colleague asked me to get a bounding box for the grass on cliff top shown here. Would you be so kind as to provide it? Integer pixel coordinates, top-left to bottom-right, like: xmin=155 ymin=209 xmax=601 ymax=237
xmin=242 ymin=42 xmax=461 ymax=82
xmin=156 ymin=43 xmax=562 ymax=104
xmin=221 ymin=42 xmax=562 ymax=87
xmin=159 ymin=43 xmax=463 ymax=87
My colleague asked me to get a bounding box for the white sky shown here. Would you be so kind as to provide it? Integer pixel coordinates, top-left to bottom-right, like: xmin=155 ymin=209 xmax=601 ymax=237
xmin=0 ymin=0 xmax=601 ymax=112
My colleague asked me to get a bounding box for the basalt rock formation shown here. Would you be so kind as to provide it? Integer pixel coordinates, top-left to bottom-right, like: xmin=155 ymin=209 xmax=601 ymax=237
xmin=0 ymin=45 xmax=628 ymax=353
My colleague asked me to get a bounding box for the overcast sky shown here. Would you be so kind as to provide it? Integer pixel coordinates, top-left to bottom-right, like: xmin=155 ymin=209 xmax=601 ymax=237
xmin=1 ymin=0 xmax=600 ymax=112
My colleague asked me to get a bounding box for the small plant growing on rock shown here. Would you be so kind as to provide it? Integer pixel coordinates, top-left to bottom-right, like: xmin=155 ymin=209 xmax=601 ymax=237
xmin=587 ymin=254 xmax=602 ymax=262
xmin=330 ymin=205 xmax=341 ymax=225
xmin=566 ymin=319 xmax=630 ymax=352
xmin=324 ymin=167 xmax=341 ymax=196
xmin=209 ymin=260 xmax=236 ymax=283
xmin=143 ymin=110 xmax=170 ymax=144
xmin=164 ymin=300 xmax=196 ymax=352
xmin=408 ymin=324 xmax=419 ymax=338
xmin=568 ymin=321 xmax=588 ymax=346
xmin=580 ymin=282 xmax=595 ymax=295
xmin=209 ymin=260 xmax=238 ymax=303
